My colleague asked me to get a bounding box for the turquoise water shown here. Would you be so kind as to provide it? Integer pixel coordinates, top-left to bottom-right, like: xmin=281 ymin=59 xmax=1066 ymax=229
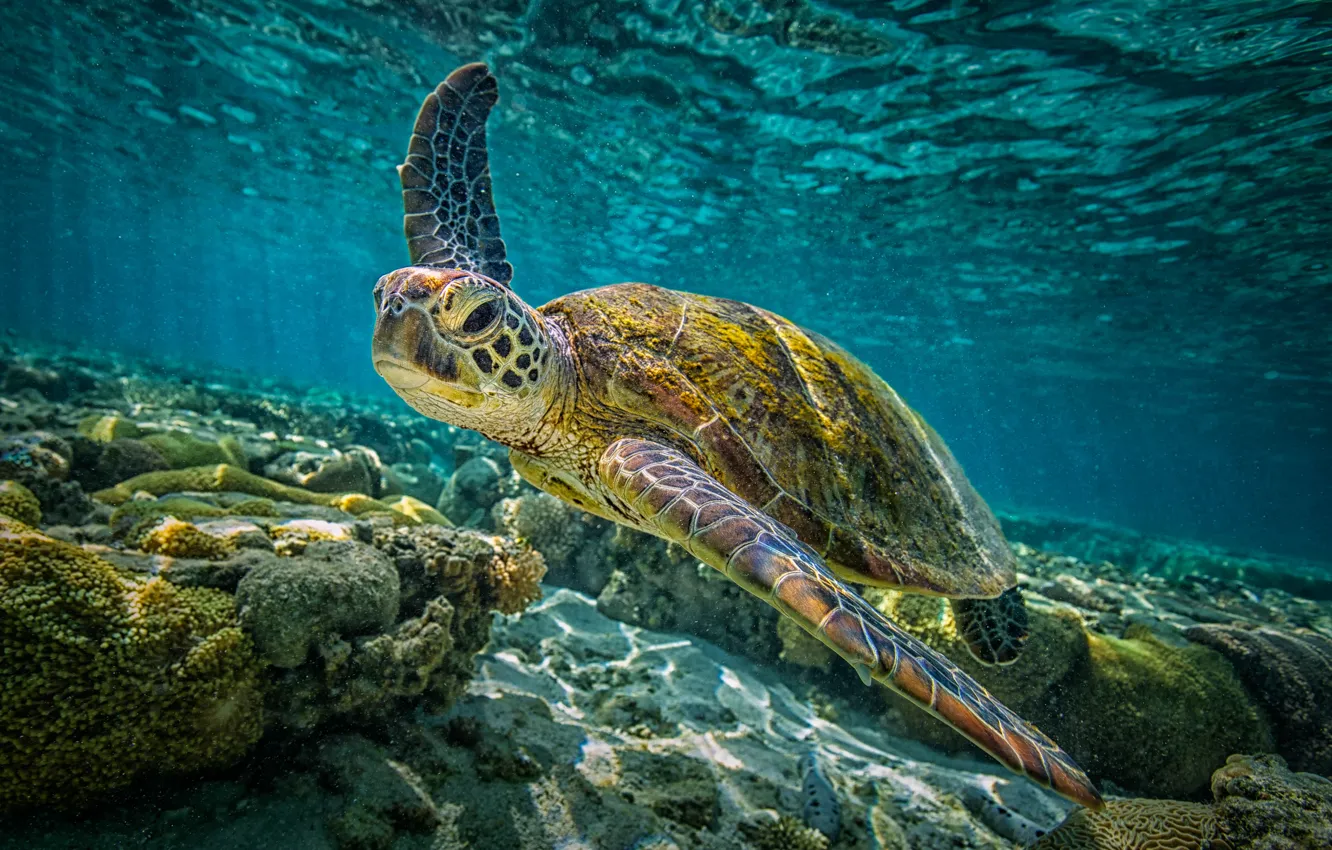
xmin=2 ymin=3 xmax=1332 ymax=844
xmin=3 ymin=1 xmax=1329 ymax=559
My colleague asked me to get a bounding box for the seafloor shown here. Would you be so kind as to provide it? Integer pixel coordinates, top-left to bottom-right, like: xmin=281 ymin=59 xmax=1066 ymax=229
xmin=1 ymin=337 xmax=1330 ymax=850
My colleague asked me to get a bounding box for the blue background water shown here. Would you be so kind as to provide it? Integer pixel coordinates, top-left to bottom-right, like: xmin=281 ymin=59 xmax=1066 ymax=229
xmin=1 ymin=0 xmax=1328 ymax=560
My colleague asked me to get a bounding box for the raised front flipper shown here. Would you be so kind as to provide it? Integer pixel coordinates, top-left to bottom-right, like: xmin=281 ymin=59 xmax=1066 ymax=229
xmin=599 ymin=437 xmax=1103 ymax=810
xmin=399 ymin=63 xmax=513 ymax=285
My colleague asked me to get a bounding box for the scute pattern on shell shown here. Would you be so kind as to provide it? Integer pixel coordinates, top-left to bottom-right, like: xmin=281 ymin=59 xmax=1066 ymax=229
xmin=541 ymin=282 xmax=1016 ymax=598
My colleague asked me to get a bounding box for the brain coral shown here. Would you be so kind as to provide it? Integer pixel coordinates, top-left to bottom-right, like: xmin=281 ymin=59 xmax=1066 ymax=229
xmin=1032 ymin=799 xmax=1229 ymax=850
xmin=0 ymin=516 xmax=263 ymax=810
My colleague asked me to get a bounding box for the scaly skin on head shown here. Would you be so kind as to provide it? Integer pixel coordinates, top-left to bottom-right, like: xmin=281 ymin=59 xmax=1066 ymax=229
xmin=371 ymin=266 xmax=577 ymax=454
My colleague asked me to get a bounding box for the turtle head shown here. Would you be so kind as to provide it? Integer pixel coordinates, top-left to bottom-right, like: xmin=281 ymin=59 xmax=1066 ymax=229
xmin=372 ymin=266 xmax=559 ymax=439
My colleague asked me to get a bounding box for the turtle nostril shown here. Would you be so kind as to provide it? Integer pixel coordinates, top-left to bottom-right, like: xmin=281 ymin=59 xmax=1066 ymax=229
xmin=388 ymin=295 xmax=406 ymax=316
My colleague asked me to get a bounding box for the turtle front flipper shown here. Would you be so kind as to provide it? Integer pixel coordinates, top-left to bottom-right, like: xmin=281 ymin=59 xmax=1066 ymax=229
xmin=599 ymin=437 xmax=1103 ymax=810
xmin=399 ymin=63 xmax=514 ymax=285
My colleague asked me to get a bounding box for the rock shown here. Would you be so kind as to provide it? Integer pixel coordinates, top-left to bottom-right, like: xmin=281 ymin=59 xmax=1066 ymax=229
xmin=0 ymin=432 xmax=93 ymax=525
xmin=1185 ymin=623 xmax=1332 ymax=775
xmin=2 ymin=364 xmax=67 ymax=400
xmin=881 ymin=596 xmax=1271 ymax=798
xmin=235 ymin=540 xmax=400 ymax=668
xmin=91 ymin=438 xmax=169 ymax=489
xmin=265 ymin=449 xmax=373 ymax=495
xmin=1213 ymin=754 xmax=1332 ymax=849
xmin=436 ymin=456 xmax=505 ymax=526
xmin=382 ymin=462 xmax=443 ymax=507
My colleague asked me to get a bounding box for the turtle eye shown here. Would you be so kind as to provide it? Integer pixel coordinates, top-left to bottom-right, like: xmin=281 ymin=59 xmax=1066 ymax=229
xmin=461 ymin=300 xmax=500 ymax=334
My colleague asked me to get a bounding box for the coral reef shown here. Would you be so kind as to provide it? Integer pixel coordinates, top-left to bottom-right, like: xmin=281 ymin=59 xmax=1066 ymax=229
xmin=1185 ymin=623 xmax=1332 ymax=775
xmin=0 ymin=480 xmax=40 ymax=526
xmin=235 ymin=539 xmax=400 ymax=667
xmin=0 ymin=432 xmax=93 ymax=525
xmin=0 ymin=516 xmax=263 ymax=810
xmin=266 ymin=524 xmax=541 ymax=731
xmin=76 ymin=413 xmax=142 ymax=442
xmin=383 ymin=494 xmax=452 ymax=526
xmin=136 ymin=515 xmax=235 ymax=560
xmin=492 ymin=491 xmax=584 ymax=567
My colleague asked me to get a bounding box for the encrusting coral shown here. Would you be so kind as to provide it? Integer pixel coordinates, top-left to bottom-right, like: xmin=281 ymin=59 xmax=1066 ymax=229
xmin=93 ymin=463 xmax=339 ymax=506
xmin=0 ymin=479 xmax=41 ymax=526
xmin=141 ymin=430 xmax=247 ymax=469
xmin=94 ymin=464 xmax=450 ymax=528
xmin=136 ymin=516 xmax=235 ymax=560
xmin=0 ymin=516 xmax=263 ymax=810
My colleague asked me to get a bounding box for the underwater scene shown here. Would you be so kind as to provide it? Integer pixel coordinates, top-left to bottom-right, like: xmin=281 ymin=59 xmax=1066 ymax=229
xmin=2 ymin=0 xmax=1331 ymax=848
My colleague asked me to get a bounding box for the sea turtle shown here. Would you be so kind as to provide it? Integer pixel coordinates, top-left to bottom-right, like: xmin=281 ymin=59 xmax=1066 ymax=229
xmin=371 ymin=63 xmax=1103 ymax=809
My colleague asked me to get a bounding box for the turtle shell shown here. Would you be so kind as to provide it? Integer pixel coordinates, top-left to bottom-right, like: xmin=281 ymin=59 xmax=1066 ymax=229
xmin=542 ymin=283 xmax=1017 ymax=598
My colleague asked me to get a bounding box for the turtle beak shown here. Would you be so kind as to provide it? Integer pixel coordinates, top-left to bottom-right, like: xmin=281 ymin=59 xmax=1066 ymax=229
xmin=372 ymin=305 xmax=486 ymax=409
xmin=373 ymin=356 xmax=428 ymax=391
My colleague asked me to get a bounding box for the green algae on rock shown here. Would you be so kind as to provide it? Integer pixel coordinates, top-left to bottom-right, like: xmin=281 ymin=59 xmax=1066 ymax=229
xmin=93 ymin=463 xmax=336 ymax=506
xmin=878 ymin=596 xmax=1271 ymax=798
xmin=0 ymin=516 xmax=263 ymax=811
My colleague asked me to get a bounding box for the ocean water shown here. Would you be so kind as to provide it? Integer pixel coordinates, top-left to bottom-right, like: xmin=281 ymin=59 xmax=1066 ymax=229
xmin=2 ymin=1 xmax=1332 ymax=847
xmin=1 ymin=0 xmax=1328 ymax=559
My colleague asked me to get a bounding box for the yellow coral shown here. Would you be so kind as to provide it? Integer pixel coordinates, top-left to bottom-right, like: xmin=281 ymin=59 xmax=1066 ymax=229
xmin=1032 ymin=799 xmax=1228 ymax=850
xmin=0 ymin=518 xmax=263 ymax=810
xmin=384 ymin=495 xmax=452 ymax=526
xmin=137 ymin=516 xmax=234 ymax=560
xmin=94 ymin=464 xmax=342 ymax=507
xmin=76 ymin=414 xmax=142 ymax=442
xmin=0 ymin=480 xmax=41 ymax=526
xmin=332 ymin=493 xmax=385 ymax=516
xmin=485 ymin=544 xmax=547 ymax=615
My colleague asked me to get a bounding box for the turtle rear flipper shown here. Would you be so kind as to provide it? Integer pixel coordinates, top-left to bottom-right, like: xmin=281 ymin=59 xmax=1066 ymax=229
xmin=598 ymin=437 xmax=1103 ymax=810
xmin=952 ymin=588 xmax=1030 ymax=665
xmin=399 ymin=62 xmax=513 ymax=285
